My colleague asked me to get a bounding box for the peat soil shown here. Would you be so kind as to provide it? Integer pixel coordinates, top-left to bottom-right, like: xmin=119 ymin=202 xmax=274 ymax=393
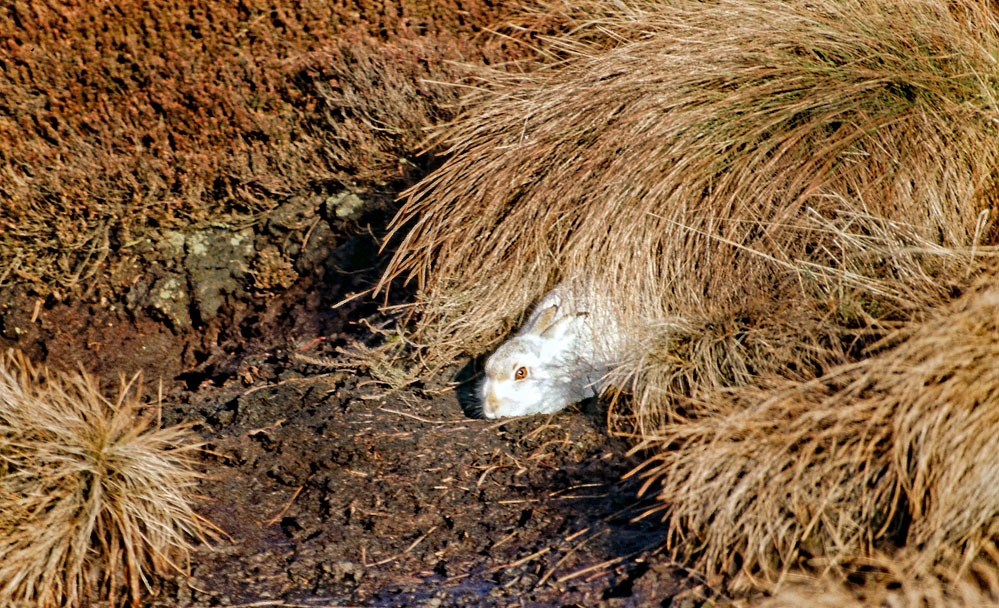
xmin=0 ymin=199 xmax=703 ymax=607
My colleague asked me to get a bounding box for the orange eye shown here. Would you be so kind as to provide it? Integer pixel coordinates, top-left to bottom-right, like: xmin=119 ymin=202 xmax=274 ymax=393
xmin=514 ymin=367 xmax=528 ymax=380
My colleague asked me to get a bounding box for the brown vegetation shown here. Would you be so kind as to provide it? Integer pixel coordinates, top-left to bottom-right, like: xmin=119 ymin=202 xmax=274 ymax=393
xmin=382 ymin=0 xmax=999 ymax=425
xmin=742 ymin=554 xmax=999 ymax=608
xmin=628 ymin=271 xmax=999 ymax=592
xmin=378 ymin=0 xmax=999 ymax=599
xmin=0 ymin=0 xmax=518 ymax=301
xmin=0 ymin=351 xmax=207 ymax=607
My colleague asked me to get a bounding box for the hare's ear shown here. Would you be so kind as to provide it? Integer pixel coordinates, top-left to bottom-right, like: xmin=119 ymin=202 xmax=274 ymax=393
xmin=540 ymin=312 xmax=588 ymax=341
xmin=528 ymin=305 xmax=560 ymax=336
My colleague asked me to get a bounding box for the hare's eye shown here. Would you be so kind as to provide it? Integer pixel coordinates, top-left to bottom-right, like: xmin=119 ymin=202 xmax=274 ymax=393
xmin=514 ymin=367 xmax=528 ymax=380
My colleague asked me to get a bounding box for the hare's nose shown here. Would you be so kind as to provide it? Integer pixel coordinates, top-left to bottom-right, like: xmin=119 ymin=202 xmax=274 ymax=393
xmin=483 ymin=391 xmax=500 ymax=417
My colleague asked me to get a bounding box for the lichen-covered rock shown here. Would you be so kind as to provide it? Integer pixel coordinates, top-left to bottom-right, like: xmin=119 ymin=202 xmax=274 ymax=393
xmin=127 ymin=272 xmax=192 ymax=331
xmin=184 ymin=228 xmax=254 ymax=323
xmin=325 ymin=191 xmax=366 ymax=220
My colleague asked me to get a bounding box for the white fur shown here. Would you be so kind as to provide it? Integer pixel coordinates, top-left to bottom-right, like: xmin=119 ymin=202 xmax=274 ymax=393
xmin=479 ymin=283 xmax=623 ymax=418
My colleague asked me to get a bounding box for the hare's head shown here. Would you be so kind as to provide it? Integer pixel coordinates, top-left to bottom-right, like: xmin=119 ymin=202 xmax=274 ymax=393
xmin=479 ymin=305 xmax=592 ymax=418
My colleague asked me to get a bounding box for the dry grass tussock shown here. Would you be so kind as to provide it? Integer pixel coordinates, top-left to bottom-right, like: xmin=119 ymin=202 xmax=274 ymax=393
xmin=376 ymin=0 xmax=999 ymax=597
xmin=0 ymin=351 xmax=208 ymax=607
xmin=740 ymin=553 xmax=999 ymax=608
xmin=626 ymin=271 xmax=999 ymax=593
xmin=380 ymin=0 xmax=999 ymax=431
xmin=310 ymin=34 xmax=487 ymax=187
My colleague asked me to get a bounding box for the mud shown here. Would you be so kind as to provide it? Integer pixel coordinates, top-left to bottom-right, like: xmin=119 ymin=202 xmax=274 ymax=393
xmin=163 ymin=363 xmax=686 ymax=607
xmin=0 ymin=195 xmax=701 ymax=607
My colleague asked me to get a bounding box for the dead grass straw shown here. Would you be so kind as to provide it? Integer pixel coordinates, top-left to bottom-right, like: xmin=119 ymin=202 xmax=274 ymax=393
xmin=742 ymin=551 xmax=999 ymax=607
xmin=626 ymin=271 xmax=999 ymax=593
xmin=379 ymin=0 xmax=999 ymax=434
xmin=375 ymin=0 xmax=999 ymax=596
xmin=0 ymin=351 xmax=208 ymax=607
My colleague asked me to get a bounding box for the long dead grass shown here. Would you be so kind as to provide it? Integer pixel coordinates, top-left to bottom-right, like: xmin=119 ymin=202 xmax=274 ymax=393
xmin=626 ymin=270 xmax=999 ymax=592
xmin=743 ymin=552 xmax=999 ymax=607
xmin=379 ymin=0 xmax=999 ymax=432
xmin=375 ymin=0 xmax=999 ymax=597
xmin=0 ymin=351 xmax=207 ymax=607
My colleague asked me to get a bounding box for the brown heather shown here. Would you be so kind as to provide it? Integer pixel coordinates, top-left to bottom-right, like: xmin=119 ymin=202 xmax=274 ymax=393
xmin=378 ymin=0 xmax=999 ymax=598
xmin=0 ymin=0 xmax=517 ymax=301
xmin=0 ymin=351 xmax=208 ymax=607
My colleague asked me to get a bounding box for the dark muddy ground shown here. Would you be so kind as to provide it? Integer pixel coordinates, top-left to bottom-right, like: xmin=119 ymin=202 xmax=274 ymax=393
xmin=0 ymin=197 xmax=707 ymax=607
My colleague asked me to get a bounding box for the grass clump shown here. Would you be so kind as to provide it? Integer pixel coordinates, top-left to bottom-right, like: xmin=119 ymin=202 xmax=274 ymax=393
xmin=377 ymin=0 xmax=999 ymax=598
xmin=308 ymin=32 xmax=491 ymax=187
xmin=0 ymin=351 xmax=207 ymax=607
xmin=743 ymin=553 xmax=999 ymax=607
xmin=380 ymin=0 xmax=999 ymax=426
xmin=627 ymin=271 xmax=999 ymax=593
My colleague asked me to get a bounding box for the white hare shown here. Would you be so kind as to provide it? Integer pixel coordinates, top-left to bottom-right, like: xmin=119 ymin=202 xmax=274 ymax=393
xmin=479 ymin=283 xmax=625 ymax=418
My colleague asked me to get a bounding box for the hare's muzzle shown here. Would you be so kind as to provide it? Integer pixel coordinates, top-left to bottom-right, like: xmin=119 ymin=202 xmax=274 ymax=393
xmin=482 ymin=388 xmax=501 ymax=418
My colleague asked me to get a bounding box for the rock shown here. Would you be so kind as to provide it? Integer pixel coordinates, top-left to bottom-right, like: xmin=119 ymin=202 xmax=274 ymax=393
xmin=157 ymin=230 xmax=187 ymax=261
xmin=295 ymin=217 xmax=337 ymax=276
xmin=184 ymin=228 xmax=254 ymax=323
xmin=150 ymin=274 xmax=192 ymax=330
xmin=325 ymin=191 xmax=366 ymax=220
xmin=126 ymin=271 xmax=192 ymax=331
